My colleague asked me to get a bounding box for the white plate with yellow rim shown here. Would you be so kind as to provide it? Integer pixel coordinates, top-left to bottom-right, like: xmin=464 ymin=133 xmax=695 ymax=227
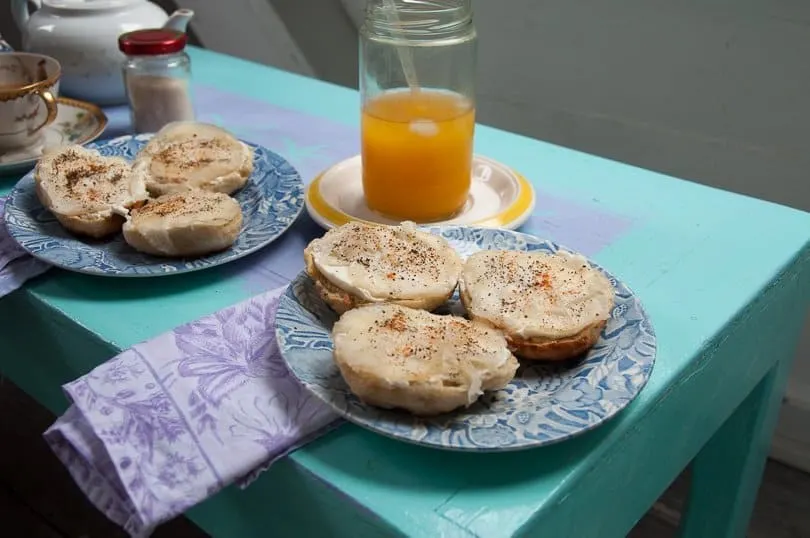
xmin=305 ymin=154 xmax=536 ymax=230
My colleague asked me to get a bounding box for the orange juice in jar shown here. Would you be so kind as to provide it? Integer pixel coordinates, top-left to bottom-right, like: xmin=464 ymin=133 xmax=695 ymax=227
xmin=360 ymin=0 xmax=477 ymax=222
xmin=362 ymin=89 xmax=475 ymax=221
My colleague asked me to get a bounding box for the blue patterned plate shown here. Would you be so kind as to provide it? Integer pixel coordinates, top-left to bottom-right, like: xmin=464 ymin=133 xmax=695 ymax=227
xmin=3 ymin=134 xmax=304 ymax=277
xmin=275 ymin=226 xmax=657 ymax=451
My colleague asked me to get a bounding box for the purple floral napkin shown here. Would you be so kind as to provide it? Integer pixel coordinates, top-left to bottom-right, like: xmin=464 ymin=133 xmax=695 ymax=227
xmin=0 ymin=196 xmax=49 ymax=297
xmin=44 ymin=285 xmax=339 ymax=537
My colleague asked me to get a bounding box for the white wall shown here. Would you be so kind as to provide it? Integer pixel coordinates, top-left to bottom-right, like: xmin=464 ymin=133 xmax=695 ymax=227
xmin=175 ymin=0 xmax=315 ymax=76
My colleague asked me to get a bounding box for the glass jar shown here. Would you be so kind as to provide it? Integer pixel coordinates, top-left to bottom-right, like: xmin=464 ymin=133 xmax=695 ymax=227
xmin=118 ymin=29 xmax=195 ymax=134
xmin=360 ymin=0 xmax=477 ymax=222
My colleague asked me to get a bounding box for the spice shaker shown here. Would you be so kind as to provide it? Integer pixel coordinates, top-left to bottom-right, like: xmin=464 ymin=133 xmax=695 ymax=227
xmin=118 ymin=29 xmax=195 ymax=134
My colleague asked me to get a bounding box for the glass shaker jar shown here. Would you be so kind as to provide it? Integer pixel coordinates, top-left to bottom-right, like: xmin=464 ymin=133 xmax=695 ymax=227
xmin=118 ymin=29 xmax=196 ymax=134
xmin=360 ymin=0 xmax=477 ymax=222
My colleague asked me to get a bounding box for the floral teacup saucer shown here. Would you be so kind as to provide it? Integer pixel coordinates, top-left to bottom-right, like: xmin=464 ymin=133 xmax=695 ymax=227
xmin=305 ymin=154 xmax=536 ymax=230
xmin=0 ymin=97 xmax=107 ymax=176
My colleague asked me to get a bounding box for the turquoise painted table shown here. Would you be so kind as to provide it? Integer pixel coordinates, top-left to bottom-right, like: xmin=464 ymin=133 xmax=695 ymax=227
xmin=1 ymin=48 xmax=809 ymax=538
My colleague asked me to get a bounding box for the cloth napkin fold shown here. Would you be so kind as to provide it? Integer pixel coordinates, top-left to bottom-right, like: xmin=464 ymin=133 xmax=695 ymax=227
xmin=45 ymin=285 xmax=339 ymax=537
xmin=0 ymin=196 xmax=49 ymax=297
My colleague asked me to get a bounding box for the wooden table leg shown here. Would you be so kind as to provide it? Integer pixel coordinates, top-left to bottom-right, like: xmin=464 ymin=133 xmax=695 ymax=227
xmin=677 ymin=356 xmax=793 ymax=538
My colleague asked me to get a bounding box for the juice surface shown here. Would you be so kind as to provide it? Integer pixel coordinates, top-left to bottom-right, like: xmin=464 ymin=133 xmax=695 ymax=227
xmin=361 ymin=89 xmax=475 ymax=222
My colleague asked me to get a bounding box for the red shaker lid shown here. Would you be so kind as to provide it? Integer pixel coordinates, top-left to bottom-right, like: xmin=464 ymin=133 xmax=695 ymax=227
xmin=118 ymin=29 xmax=187 ymax=56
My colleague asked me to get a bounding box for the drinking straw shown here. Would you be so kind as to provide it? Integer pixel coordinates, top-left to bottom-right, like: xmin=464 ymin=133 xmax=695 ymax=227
xmin=382 ymin=0 xmax=420 ymax=90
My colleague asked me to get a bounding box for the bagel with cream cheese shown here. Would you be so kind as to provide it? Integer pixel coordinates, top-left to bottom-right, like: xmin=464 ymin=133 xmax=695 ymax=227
xmin=132 ymin=121 xmax=253 ymax=197
xmin=34 ymin=145 xmax=148 ymax=238
xmin=304 ymin=221 xmax=462 ymax=314
xmin=122 ymin=190 xmax=243 ymax=257
xmin=459 ymin=249 xmax=615 ymax=361
xmin=332 ymin=303 xmax=519 ymax=415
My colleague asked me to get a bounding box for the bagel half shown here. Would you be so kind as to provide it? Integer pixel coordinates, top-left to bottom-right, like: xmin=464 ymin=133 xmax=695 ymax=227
xmin=122 ymin=190 xmax=243 ymax=257
xmin=459 ymin=249 xmax=615 ymax=361
xmin=34 ymin=145 xmax=148 ymax=238
xmin=332 ymin=303 xmax=519 ymax=415
xmin=131 ymin=121 xmax=254 ymax=197
xmin=304 ymin=221 xmax=462 ymax=314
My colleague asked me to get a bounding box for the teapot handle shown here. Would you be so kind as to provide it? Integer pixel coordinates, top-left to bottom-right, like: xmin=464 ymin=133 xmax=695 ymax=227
xmin=11 ymin=0 xmax=42 ymax=31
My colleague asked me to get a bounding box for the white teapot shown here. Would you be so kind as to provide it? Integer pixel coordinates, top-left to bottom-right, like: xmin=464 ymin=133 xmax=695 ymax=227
xmin=11 ymin=1 xmax=193 ymax=106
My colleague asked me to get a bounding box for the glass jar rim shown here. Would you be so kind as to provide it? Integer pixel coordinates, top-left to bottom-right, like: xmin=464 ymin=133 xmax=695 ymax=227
xmin=363 ymin=0 xmax=474 ymax=39
xmin=367 ymin=0 xmax=471 ymax=13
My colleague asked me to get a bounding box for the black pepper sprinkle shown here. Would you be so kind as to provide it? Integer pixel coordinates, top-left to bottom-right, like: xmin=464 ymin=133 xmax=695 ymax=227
xmin=466 ymin=250 xmax=607 ymax=329
xmin=45 ymin=148 xmax=135 ymax=208
xmin=321 ymin=222 xmax=456 ymax=298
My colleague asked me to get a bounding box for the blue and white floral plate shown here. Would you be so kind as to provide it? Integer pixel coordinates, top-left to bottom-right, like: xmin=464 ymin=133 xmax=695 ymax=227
xmin=275 ymin=226 xmax=657 ymax=452
xmin=4 ymin=134 xmax=304 ymax=277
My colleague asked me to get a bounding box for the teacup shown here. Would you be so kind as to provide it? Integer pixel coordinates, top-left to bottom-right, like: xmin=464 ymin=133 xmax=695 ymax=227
xmin=0 ymin=52 xmax=60 ymax=153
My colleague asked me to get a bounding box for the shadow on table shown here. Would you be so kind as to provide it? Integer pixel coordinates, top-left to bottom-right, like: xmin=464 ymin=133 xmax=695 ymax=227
xmin=205 ymin=418 xmax=630 ymax=536
xmin=305 ymin=419 xmax=617 ymax=491
xmin=31 ymin=213 xmax=324 ymax=303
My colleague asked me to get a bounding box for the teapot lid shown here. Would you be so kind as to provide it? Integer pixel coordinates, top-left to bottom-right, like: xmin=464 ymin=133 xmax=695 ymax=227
xmin=44 ymin=0 xmax=137 ymax=9
xmin=119 ymin=29 xmax=187 ymax=55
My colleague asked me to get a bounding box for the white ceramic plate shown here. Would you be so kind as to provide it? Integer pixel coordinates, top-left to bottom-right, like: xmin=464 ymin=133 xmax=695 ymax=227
xmin=0 ymin=97 xmax=107 ymax=176
xmin=305 ymin=154 xmax=536 ymax=230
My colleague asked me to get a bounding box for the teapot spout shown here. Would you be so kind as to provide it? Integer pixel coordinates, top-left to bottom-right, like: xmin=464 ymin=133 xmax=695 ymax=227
xmin=163 ymin=8 xmax=194 ymax=33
